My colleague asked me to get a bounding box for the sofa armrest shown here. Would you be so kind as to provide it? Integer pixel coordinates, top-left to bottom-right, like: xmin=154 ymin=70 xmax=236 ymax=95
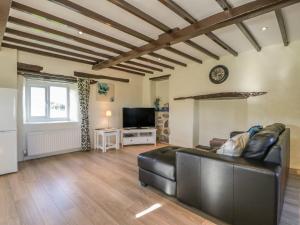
xmin=176 ymin=148 xmax=281 ymax=225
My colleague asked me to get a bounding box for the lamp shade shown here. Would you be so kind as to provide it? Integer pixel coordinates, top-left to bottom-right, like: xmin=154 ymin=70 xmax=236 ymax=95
xmin=105 ymin=110 xmax=112 ymax=117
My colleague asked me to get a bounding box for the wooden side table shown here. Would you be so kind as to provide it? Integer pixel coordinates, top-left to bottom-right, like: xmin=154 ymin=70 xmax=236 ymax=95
xmin=94 ymin=129 xmax=120 ymax=152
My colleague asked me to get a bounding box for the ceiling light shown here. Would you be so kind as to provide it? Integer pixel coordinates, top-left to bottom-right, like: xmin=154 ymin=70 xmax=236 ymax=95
xmin=78 ymin=31 xmax=83 ymax=35
xmin=261 ymin=26 xmax=269 ymax=31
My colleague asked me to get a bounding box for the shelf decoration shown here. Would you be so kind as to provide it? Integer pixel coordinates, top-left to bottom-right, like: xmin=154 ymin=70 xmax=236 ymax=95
xmin=174 ymin=92 xmax=267 ymax=101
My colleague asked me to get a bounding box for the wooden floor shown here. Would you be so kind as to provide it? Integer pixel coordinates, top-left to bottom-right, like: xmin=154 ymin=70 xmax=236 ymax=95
xmin=0 ymin=145 xmax=299 ymax=225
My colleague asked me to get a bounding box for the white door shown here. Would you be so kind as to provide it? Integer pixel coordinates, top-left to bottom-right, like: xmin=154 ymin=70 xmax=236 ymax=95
xmin=0 ymin=131 xmax=18 ymax=175
xmin=0 ymin=88 xmax=17 ymax=131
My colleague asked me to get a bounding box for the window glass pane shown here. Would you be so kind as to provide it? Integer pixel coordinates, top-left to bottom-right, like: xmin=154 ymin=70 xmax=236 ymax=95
xmin=69 ymin=88 xmax=79 ymax=122
xmin=50 ymin=86 xmax=67 ymax=118
xmin=30 ymin=87 xmax=46 ymax=117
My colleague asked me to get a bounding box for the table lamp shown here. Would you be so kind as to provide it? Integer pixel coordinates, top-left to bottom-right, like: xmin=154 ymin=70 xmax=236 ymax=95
xmin=106 ymin=110 xmax=112 ymax=128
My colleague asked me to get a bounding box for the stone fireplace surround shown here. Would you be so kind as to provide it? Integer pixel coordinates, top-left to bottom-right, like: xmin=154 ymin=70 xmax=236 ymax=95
xmin=156 ymin=111 xmax=169 ymax=143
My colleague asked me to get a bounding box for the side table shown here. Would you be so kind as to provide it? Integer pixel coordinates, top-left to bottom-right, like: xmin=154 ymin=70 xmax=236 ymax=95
xmin=94 ymin=128 xmax=120 ymax=152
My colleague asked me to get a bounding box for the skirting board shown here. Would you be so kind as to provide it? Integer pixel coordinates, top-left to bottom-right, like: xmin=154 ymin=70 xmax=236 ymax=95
xmin=290 ymin=168 xmax=300 ymax=176
xmin=23 ymin=148 xmax=81 ymax=161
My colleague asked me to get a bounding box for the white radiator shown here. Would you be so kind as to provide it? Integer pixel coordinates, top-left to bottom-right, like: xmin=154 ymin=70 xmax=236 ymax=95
xmin=27 ymin=128 xmax=81 ymax=156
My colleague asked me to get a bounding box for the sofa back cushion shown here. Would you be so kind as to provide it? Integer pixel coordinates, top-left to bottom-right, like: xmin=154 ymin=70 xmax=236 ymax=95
xmin=264 ymin=128 xmax=289 ymax=166
xmin=242 ymin=123 xmax=285 ymax=160
xmin=263 ymin=123 xmax=285 ymax=135
xmin=217 ymin=132 xmax=250 ymax=157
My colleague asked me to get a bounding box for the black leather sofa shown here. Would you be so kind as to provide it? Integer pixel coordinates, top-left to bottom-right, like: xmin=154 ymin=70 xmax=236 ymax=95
xmin=138 ymin=123 xmax=290 ymax=225
xmin=138 ymin=146 xmax=184 ymax=195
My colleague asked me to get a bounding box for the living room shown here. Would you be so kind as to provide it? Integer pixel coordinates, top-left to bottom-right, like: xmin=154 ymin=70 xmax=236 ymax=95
xmin=0 ymin=0 xmax=299 ymax=225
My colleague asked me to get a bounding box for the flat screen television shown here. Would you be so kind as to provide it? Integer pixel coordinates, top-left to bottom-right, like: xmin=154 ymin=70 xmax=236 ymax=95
xmin=123 ymin=107 xmax=155 ymax=128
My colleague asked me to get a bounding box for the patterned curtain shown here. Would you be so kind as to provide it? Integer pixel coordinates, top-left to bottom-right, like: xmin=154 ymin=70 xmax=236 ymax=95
xmin=77 ymin=78 xmax=91 ymax=151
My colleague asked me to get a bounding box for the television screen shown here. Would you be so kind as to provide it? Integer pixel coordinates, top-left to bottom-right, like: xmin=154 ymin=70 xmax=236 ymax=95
xmin=123 ymin=108 xmax=155 ymax=128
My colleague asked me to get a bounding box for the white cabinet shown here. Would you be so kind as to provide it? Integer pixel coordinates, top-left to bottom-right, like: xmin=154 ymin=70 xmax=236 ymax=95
xmin=0 ymin=89 xmax=17 ymax=131
xmin=121 ymin=128 xmax=156 ymax=147
xmin=0 ymin=131 xmax=17 ymax=175
xmin=0 ymin=88 xmax=17 ymax=175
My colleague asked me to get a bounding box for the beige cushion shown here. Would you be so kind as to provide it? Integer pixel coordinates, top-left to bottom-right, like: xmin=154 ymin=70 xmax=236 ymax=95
xmin=217 ymin=132 xmax=250 ymax=157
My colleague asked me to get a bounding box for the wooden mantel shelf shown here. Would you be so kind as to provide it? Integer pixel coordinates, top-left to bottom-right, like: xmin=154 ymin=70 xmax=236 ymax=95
xmin=174 ymin=92 xmax=267 ymax=101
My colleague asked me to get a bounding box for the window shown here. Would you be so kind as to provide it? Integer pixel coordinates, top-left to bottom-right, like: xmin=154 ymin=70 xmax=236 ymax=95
xmin=49 ymin=86 xmax=68 ymax=119
xmin=30 ymin=87 xmax=46 ymax=117
xmin=25 ymin=79 xmax=78 ymax=123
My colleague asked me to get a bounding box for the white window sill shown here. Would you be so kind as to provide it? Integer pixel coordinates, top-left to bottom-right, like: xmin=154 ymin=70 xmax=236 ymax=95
xmin=24 ymin=121 xmax=79 ymax=125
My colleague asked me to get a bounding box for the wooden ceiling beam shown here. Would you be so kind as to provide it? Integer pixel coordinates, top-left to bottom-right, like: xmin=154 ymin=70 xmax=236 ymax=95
xmin=235 ymin=23 xmax=261 ymax=51
xmin=125 ymin=61 xmax=163 ymax=72
xmin=74 ymin=71 xmax=129 ymax=83
xmin=158 ymin=0 xmax=237 ymax=56
xmin=109 ymin=66 xmax=145 ymax=76
xmin=116 ymin=64 xmax=154 ymax=74
xmin=6 ymin=28 xmax=114 ymax=59
xmin=275 ymin=9 xmax=289 ymax=46
xmin=0 ymin=0 xmax=12 ymax=50
xmin=4 ymin=37 xmax=147 ymax=76
xmin=164 ymin=47 xmax=202 ymax=63
xmin=148 ymin=52 xmax=187 ymax=67
xmin=8 ymin=17 xmax=123 ymax=54
xmin=108 ymin=0 xmax=219 ymax=60
xmin=184 ymin=40 xmax=219 ymax=60
xmin=5 ymin=35 xmax=156 ymax=74
xmin=17 ymin=62 xmax=43 ymax=72
xmin=205 ymin=32 xmax=238 ymax=56
xmin=48 ymin=0 xmax=153 ymax=43
xmin=3 ymin=42 xmax=95 ymax=65
xmin=42 ymin=0 xmax=196 ymax=65
xmin=149 ymin=74 xmax=171 ymax=81
xmin=3 ymin=36 xmax=101 ymax=62
xmin=93 ymin=0 xmax=300 ymax=70
xmin=11 ymin=1 xmax=135 ymax=49
xmin=108 ymin=0 xmax=171 ymax=32
xmin=7 ymin=17 xmax=166 ymax=70
xmin=162 ymin=47 xmax=202 ymax=64
xmin=158 ymin=0 xmax=196 ymax=24
xmin=137 ymin=57 xmax=174 ymax=69
xmin=148 ymin=52 xmax=186 ymax=67
xmin=215 ymin=0 xmax=261 ymax=52
xmin=4 ymin=36 xmax=153 ymax=74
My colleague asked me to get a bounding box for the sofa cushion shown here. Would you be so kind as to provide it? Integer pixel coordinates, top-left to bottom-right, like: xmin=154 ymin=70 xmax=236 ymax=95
xmin=263 ymin=123 xmax=285 ymax=135
xmin=217 ymin=132 xmax=250 ymax=157
xmin=138 ymin=146 xmax=182 ymax=181
xmin=210 ymin=138 xmax=227 ymax=149
xmin=242 ymin=123 xmax=285 ymax=160
xmin=247 ymin=125 xmax=263 ymax=137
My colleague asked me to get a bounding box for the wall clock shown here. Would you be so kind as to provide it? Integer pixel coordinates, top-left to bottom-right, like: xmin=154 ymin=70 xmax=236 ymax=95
xmin=209 ymin=65 xmax=229 ymax=84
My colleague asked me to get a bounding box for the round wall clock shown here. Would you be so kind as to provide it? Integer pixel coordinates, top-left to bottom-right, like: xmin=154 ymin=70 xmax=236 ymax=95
xmin=209 ymin=65 xmax=229 ymax=84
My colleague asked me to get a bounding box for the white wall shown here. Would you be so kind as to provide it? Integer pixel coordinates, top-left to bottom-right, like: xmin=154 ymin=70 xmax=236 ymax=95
xmin=198 ymin=100 xmax=248 ymax=145
xmin=89 ymin=75 xmax=143 ymax=131
xmin=14 ymin=51 xmax=143 ymax=161
xmin=142 ymin=78 xmax=170 ymax=108
xmin=154 ymin=80 xmax=169 ymax=106
xmin=0 ymin=48 xmax=17 ymax=89
xmin=143 ymin=41 xmax=300 ymax=169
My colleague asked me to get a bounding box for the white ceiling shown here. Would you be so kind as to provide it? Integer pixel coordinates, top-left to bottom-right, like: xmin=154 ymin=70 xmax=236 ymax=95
xmin=4 ymin=0 xmax=300 ymax=72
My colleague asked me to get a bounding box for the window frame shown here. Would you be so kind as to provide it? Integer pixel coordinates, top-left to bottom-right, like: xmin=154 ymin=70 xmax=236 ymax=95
xmin=25 ymin=79 xmax=72 ymax=123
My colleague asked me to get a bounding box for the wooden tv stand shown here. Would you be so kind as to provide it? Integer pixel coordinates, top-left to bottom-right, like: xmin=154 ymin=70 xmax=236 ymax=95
xmin=121 ymin=128 xmax=156 ymax=147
